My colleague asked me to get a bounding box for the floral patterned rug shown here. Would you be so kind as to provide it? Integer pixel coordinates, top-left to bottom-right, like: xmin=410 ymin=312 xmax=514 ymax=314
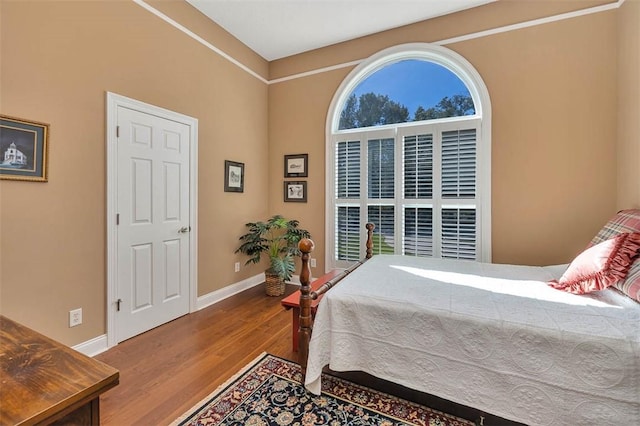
xmin=172 ymin=353 xmax=473 ymax=426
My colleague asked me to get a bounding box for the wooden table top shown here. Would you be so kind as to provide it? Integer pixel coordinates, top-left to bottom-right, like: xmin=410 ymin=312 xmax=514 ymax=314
xmin=0 ymin=315 xmax=119 ymax=425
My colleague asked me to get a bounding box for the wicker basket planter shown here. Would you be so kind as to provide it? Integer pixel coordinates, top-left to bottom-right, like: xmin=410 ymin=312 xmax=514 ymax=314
xmin=265 ymin=271 xmax=285 ymax=296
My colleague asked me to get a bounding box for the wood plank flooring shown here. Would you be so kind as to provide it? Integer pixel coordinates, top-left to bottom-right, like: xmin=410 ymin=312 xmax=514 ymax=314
xmin=95 ymin=284 xmax=299 ymax=425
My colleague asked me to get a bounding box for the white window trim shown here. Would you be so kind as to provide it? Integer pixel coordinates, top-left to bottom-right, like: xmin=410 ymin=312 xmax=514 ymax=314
xmin=325 ymin=43 xmax=492 ymax=270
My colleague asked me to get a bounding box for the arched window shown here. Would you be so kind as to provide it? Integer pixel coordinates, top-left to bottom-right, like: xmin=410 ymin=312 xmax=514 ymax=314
xmin=325 ymin=43 xmax=492 ymax=269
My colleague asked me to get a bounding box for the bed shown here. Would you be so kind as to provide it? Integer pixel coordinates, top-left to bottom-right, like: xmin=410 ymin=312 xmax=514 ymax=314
xmin=296 ymin=212 xmax=640 ymax=426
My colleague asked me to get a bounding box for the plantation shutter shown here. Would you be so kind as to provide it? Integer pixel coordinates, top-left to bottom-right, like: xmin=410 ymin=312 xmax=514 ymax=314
xmin=441 ymin=208 xmax=476 ymax=259
xmin=441 ymin=129 xmax=476 ymax=198
xmin=440 ymin=127 xmax=477 ymax=259
xmin=368 ymin=138 xmax=395 ymax=199
xmin=337 ymin=140 xmax=361 ymax=198
xmin=332 ymin=121 xmax=482 ymax=266
xmin=403 ymin=207 xmax=433 ymax=256
xmin=368 ymin=205 xmax=395 ymax=254
xmin=336 ymin=206 xmax=361 ymax=261
xmin=404 ymin=134 xmax=433 ymax=199
xmin=336 ymin=139 xmax=362 ymax=262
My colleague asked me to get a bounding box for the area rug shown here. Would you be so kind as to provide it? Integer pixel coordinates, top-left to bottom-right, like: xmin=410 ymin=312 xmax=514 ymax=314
xmin=172 ymin=353 xmax=473 ymax=426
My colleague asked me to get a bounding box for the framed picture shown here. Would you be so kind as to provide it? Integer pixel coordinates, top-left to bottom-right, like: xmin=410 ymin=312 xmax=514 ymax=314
xmin=224 ymin=160 xmax=244 ymax=193
xmin=284 ymin=153 xmax=308 ymax=178
xmin=0 ymin=115 xmax=49 ymax=182
xmin=284 ymin=181 xmax=307 ymax=202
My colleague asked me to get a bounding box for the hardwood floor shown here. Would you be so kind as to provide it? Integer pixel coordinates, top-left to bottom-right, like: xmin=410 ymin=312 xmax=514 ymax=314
xmin=95 ymin=283 xmax=299 ymax=425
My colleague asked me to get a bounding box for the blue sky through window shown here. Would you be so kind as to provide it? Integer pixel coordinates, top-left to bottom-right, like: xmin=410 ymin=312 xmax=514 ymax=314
xmin=352 ymin=59 xmax=471 ymax=117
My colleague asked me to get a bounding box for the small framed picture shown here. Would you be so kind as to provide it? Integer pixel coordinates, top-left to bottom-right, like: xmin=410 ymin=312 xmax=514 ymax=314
xmin=284 ymin=153 xmax=308 ymax=178
xmin=0 ymin=115 xmax=49 ymax=182
xmin=284 ymin=181 xmax=307 ymax=202
xmin=224 ymin=160 xmax=244 ymax=193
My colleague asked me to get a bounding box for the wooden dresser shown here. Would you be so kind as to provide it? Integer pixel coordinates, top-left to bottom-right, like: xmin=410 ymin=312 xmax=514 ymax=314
xmin=0 ymin=315 xmax=119 ymax=425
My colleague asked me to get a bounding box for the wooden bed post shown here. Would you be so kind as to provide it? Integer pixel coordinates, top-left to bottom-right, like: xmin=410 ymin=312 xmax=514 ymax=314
xmin=297 ymin=224 xmax=375 ymax=378
xmin=297 ymin=238 xmax=314 ymax=375
xmin=365 ymin=222 xmax=375 ymax=259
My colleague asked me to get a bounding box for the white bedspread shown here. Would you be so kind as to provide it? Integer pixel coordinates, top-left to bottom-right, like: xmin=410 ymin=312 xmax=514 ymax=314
xmin=305 ymin=255 xmax=640 ymax=425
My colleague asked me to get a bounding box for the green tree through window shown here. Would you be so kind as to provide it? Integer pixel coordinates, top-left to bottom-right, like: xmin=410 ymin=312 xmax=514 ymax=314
xmin=414 ymin=94 xmax=475 ymax=121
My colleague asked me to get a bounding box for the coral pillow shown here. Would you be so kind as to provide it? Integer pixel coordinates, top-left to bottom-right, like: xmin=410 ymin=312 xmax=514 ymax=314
xmin=549 ymin=232 xmax=640 ymax=294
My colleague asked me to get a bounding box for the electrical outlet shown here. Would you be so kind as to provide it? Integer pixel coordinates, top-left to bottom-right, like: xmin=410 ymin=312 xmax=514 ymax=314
xmin=69 ymin=308 xmax=82 ymax=327
xmin=310 ymin=258 xmax=317 ymax=268
xmin=234 ymin=262 xmax=240 ymax=272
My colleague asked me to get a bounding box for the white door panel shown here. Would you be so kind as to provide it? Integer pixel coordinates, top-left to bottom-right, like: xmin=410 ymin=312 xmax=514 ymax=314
xmin=116 ymin=106 xmax=190 ymax=342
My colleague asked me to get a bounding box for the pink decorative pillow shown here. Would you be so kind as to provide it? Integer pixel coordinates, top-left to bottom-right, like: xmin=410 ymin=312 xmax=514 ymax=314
xmin=549 ymin=232 xmax=640 ymax=295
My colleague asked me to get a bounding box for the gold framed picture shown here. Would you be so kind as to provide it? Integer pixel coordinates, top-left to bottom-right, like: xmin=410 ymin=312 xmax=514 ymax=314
xmin=0 ymin=115 xmax=49 ymax=182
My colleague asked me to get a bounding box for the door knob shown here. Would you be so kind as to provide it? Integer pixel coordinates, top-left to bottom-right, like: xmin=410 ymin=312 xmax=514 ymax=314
xmin=178 ymin=226 xmax=191 ymax=233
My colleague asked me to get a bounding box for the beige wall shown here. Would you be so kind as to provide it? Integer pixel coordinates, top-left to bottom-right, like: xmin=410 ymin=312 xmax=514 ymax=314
xmin=617 ymin=0 xmax=640 ymax=209
xmin=0 ymin=0 xmax=634 ymax=346
xmin=269 ymin=1 xmax=620 ymax=270
xmin=0 ymin=0 xmax=269 ymax=345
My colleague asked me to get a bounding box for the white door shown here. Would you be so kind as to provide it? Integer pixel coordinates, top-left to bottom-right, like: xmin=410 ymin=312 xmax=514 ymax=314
xmin=115 ymin=106 xmax=191 ymax=342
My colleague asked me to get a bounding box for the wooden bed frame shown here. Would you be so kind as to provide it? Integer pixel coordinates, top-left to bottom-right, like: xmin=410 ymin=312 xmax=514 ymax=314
xmin=297 ymin=222 xmax=375 ymax=375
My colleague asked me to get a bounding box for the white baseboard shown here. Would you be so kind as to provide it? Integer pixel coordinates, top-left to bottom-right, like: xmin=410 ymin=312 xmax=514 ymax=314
xmin=196 ymin=272 xmax=265 ymax=310
xmin=73 ymin=333 xmax=109 ymax=357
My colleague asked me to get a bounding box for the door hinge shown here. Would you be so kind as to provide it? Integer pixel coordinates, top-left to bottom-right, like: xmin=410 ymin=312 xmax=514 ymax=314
xmin=116 ymin=213 xmax=120 ymax=225
xmin=116 ymin=125 xmax=120 ymax=138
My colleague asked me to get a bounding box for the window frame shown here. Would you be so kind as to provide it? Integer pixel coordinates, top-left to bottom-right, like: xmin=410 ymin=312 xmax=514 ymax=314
xmin=325 ymin=43 xmax=492 ymax=270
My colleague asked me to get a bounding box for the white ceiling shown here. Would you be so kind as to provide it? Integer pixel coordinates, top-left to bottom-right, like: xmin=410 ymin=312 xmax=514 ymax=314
xmin=186 ymin=0 xmax=495 ymax=61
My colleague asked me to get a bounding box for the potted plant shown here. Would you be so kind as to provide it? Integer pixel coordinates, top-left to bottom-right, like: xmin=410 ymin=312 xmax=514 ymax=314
xmin=235 ymin=215 xmax=311 ymax=296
